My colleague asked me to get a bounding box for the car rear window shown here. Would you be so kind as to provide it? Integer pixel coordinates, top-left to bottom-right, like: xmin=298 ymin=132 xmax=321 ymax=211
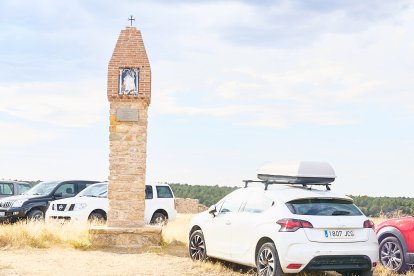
xmin=145 ymin=185 xmax=153 ymax=199
xmin=156 ymin=186 xmax=173 ymax=198
xmin=286 ymin=198 xmax=362 ymax=216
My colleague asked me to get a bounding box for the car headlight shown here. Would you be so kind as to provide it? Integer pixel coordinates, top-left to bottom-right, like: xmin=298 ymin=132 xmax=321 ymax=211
xmin=73 ymin=203 xmax=87 ymax=211
xmin=12 ymin=200 xmax=26 ymax=207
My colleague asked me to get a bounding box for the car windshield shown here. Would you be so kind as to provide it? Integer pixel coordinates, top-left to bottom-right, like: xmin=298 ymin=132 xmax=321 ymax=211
xmin=78 ymin=183 xmax=107 ymax=198
xmin=286 ymin=198 xmax=363 ymax=216
xmin=25 ymin=181 xmax=60 ymax=196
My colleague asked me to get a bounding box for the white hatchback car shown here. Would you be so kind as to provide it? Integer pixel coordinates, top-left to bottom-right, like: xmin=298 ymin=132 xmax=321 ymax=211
xmin=188 ymin=162 xmax=378 ymax=276
xmin=46 ymin=182 xmax=177 ymax=224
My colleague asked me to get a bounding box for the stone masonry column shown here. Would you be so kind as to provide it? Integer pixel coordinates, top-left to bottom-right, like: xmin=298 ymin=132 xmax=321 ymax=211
xmin=107 ymin=26 xmax=151 ymax=228
xmin=89 ymin=25 xmax=160 ymax=248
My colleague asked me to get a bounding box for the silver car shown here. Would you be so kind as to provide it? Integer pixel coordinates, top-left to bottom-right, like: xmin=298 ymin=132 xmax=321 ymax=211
xmin=0 ymin=181 xmax=32 ymax=198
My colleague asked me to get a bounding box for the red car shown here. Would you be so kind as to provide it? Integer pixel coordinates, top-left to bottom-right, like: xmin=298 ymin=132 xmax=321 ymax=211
xmin=376 ymin=217 xmax=414 ymax=273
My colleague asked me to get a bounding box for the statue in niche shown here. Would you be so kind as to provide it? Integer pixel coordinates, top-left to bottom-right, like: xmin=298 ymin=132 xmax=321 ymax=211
xmin=119 ymin=68 xmax=139 ymax=95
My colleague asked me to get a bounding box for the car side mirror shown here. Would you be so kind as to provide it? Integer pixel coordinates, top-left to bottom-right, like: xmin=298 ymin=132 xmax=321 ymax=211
xmin=54 ymin=192 xmax=63 ymax=199
xmin=208 ymin=205 xmax=217 ymax=217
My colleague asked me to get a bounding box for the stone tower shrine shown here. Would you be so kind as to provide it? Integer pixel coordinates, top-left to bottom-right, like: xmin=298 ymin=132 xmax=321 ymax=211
xmin=107 ymin=26 xmax=151 ymax=228
xmin=89 ymin=24 xmax=160 ymax=248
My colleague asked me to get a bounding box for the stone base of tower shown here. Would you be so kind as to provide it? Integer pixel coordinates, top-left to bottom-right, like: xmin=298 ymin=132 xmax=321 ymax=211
xmin=89 ymin=225 xmax=162 ymax=249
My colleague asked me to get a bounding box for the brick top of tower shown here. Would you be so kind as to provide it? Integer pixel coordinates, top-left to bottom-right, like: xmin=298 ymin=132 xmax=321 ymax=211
xmin=107 ymin=27 xmax=151 ymax=105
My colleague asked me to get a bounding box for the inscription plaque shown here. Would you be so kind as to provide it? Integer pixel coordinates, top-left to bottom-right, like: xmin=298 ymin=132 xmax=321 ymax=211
xmin=116 ymin=108 xmax=139 ymax=122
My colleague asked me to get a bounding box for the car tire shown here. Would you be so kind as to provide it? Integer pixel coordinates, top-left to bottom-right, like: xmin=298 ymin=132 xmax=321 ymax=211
xmin=256 ymin=242 xmax=286 ymax=276
xmin=88 ymin=212 xmax=106 ymax=223
xmin=379 ymin=236 xmax=408 ymax=273
xmin=27 ymin=209 xmax=44 ymax=221
xmin=189 ymin=230 xmax=207 ymax=261
xmin=151 ymin=212 xmax=167 ymax=225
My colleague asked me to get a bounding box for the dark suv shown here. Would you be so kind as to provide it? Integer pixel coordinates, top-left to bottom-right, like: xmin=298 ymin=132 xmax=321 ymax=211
xmin=0 ymin=180 xmax=98 ymax=221
xmin=0 ymin=181 xmax=32 ymax=198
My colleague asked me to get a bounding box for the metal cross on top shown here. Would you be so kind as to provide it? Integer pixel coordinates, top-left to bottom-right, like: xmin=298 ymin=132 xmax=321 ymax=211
xmin=128 ymin=15 xmax=135 ymax=26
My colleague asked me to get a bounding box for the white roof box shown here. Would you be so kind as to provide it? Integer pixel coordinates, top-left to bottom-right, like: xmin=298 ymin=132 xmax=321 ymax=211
xmin=257 ymin=161 xmax=336 ymax=184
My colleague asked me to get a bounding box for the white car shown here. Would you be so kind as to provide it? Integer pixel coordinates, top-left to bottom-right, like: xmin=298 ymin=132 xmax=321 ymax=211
xmin=188 ymin=162 xmax=378 ymax=276
xmin=46 ymin=182 xmax=177 ymax=224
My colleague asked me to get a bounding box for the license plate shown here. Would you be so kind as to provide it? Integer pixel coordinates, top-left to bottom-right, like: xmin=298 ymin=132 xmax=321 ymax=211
xmin=0 ymin=212 xmax=5 ymax=217
xmin=324 ymin=229 xmax=355 ymax=239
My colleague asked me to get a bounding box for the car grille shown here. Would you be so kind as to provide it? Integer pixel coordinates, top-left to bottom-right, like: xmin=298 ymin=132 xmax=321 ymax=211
xmin=0 ymin=201 xmax=13 ymax=208
xmin=305 ymin=255 xmax=372 ymax=271
xmin=56 ymin=204 xmax=67 ymax=211
xmin=50 ymin=216 xmax=71 ymax=221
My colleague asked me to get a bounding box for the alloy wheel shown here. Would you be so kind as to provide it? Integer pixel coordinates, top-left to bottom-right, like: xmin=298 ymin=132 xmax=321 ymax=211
xmin=381 ymin=240 xmax=403 ymax=270
xmin=258 ymin=248 xmax=275 ymax=276
xmin=154 ymin=216 xmax=165 ymax=224
xmin=189 ymin=232 xmax=206 ymax=261
xmin=32 ymin=213 xmax=44 ymax=221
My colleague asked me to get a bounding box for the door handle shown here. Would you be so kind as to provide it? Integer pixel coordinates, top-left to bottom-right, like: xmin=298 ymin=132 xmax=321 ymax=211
xmin=225 ymin=220 xmax=231 ymax=225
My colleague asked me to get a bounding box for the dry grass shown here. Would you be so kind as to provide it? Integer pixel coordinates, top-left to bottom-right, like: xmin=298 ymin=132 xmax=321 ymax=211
xmin=162 ymin=213 xmax=194 ymax=244
xmin=0 ymin=215 xmax=413 ymax=275
xmin=0 ymin=220 xmax=91 ymax=249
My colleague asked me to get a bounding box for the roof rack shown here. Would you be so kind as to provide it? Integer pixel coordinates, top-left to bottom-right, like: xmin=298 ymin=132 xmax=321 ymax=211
xmin=243 ymin=179 xmax=331 ymax=191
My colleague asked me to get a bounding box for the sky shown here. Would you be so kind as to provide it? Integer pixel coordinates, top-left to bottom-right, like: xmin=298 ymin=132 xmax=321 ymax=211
xmin=0 ymin=0 xmax=413 ymax=197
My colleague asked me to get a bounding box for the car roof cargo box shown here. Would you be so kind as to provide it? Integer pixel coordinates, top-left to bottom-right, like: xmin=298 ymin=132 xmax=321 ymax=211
xmin=257 ymin=161 xmax=336 ymax=185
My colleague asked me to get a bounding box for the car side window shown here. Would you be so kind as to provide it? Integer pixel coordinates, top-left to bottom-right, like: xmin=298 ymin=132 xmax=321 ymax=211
xmin=0 ymin=183 xmax=13 ymax=195
xmin=78 ymin=183 xmax=87 ymax=193
xmin=219 ymin=190 xmax=245 ymax=214
xmin=17 ymin=184 xmax=31 ymax=195
xmin=55 ymin=183 xmax=75 ymax=197
xmin=156 ymin=186 xmax=173 ymax=198
xmin=243 ymin=193 xmax=273 ymax=213
xmin=145 ymin=185 xmax=153 ymax=199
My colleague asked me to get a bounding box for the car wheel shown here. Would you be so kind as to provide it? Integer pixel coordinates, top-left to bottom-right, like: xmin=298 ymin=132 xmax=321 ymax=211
xmin=256 ymin=242 xmax=286 ymax=276
xmin=189 ymin=230 xmax=207 ymax=261
xmin=88 ymin=212 xmax=106 ymax=223
xmin=27 ymin=209 xmax=44 ymax=221
xmin=379 ymin=236 xmax=408 ymax=273
xmin=151 ymin=212 xmax=167 ymax=225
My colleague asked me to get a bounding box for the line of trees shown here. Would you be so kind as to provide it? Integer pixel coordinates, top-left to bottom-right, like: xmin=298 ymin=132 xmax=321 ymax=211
xmin=19 ymin=181 xmax=414 ymax=218
xmin=351 ymin=195 xmax=414 ymax=218
xmin=170 ymin=183 xmax=414 ymax=217
xmin=170 ymin=183 xmax=237 ymax=207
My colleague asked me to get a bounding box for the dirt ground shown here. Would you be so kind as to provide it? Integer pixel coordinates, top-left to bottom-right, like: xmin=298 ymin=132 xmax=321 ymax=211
xmin=0 ymin=214 xmax=253 ymax=276
xmin=0 ymin=214 xmax=406 ymax=276
xmin=0 ymin=247 xmax=253 ymax=276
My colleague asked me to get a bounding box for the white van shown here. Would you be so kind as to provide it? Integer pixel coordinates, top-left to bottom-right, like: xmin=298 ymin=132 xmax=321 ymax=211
xmin=45 ymin=182 xmax=177 ymax=224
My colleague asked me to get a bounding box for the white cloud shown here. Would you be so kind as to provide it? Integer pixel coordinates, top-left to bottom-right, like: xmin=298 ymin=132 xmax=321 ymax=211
xmin=152 ymin=87 xmax=350 ymax=128
xmin=0 ymin=81 xmax=107 ymax=128
xmin=147 ymin=0 xmax=414 ymax=130
xmin=0 ymin=122 xmax=57 ymax=145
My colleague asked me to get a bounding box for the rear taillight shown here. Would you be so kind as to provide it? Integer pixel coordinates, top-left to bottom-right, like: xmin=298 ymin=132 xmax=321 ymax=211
xmin=363 ymin=219 xmax=375 ymax=229
xmin=174 ymin=199 xmax=177 ymax=210
xmin=277 ymin=218 xmax=313 ymax=232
